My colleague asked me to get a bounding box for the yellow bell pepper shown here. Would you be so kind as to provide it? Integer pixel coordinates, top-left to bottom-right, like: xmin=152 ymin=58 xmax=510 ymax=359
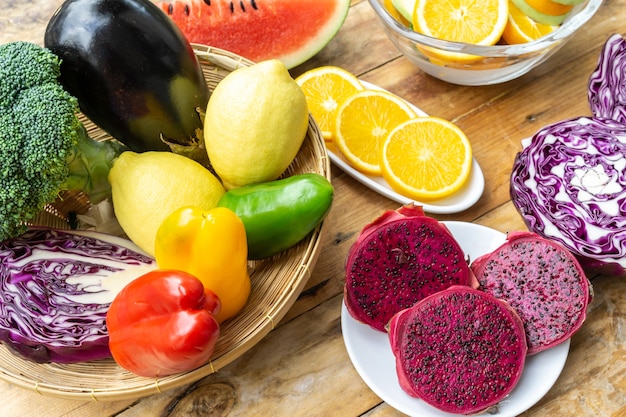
xmin=154 ymin=206 xmax=250 ymax=323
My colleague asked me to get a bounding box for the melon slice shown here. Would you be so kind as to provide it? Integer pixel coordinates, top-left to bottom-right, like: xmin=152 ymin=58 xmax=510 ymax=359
xmin=156 ymin=0 xmax=351 ymax=69
xmin=390 ymin=0 xmax=415 ymax=22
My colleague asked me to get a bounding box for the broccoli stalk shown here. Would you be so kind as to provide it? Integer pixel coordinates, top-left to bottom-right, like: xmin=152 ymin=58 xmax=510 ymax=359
xmin=65 ymin=124 xmax=127 ymax=205
xmin=0 ymin=41 xmax=127 ymax=242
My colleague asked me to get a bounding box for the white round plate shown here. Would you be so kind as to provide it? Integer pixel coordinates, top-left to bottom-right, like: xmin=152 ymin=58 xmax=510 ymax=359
xmin=327 ymin=82 xmax=485 ymax=214
xmin=341 ymin=221 xmax=571 ymax=417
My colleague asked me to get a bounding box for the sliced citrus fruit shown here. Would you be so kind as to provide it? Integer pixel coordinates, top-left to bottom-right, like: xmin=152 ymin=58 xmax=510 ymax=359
xmin=503 ymin=0 xmax=558 ymax=44
xmin=295 ymin=66 xmax=365 ymax=142
xmin=380 ymin=117 xmax=473 ymax=201
xmin=412 ymin=0 xmax=508 ymax=62
xmin=334 ymin=90 xmax=416 ymax=175
xmin=413 ymin=0 xmax=509 ymax=45
xmin=511 ymin=0 xmax=571 ymax=25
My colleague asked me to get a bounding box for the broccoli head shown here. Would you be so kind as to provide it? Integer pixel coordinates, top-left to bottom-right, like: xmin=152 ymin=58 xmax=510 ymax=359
xmin=0 ymin=41 xmax=126 ymax=242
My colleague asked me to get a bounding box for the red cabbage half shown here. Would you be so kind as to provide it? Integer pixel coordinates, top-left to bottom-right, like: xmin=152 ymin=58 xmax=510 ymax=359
xmin=510 ymin=116 xmax=626 ymax=277
xmin=588 ymin=34 xmax=626 ymax=124
xmin=0 ymin=228 xmax=155 ymax=363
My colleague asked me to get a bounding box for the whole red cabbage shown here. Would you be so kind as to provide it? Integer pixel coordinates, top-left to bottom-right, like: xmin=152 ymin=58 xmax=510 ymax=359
xmin=510 ymin=116 xmax=626 ymax=277
xmin=0 ymin=228 xmax=155 ymax=363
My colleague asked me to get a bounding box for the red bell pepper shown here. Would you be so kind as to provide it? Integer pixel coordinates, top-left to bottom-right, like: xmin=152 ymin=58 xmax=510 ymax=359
xmin=106 ymin=269 xmax=221 ymax=377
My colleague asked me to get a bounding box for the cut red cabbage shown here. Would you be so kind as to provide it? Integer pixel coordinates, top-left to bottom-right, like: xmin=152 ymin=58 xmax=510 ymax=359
xmin=588 ymin=34 xmax=626 ymax=125
xmin=0 ymin=228 xmax=156 ymax=363
xmin=510 ymin=116 xmax=626 ymax=277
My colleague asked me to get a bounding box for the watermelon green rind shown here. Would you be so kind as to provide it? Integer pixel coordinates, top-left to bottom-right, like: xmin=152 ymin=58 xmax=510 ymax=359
xmin=279 ymin=0 xmax=351 ymax=69
xmin=157 ymin=0 xmax=351 ymax=69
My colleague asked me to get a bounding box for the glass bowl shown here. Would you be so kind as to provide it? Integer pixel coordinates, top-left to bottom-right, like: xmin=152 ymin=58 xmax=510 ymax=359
xmin=368 ymin=0 xmax=603 ymax=86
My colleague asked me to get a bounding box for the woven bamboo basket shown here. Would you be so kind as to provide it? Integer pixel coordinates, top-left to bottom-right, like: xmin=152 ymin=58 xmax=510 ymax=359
xmin=0 ymin=45 xmax=331 ymax=401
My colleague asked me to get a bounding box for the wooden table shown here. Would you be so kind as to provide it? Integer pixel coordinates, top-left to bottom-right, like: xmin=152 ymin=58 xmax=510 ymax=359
xmin=1 ymin=1 xmax=625 ymax=416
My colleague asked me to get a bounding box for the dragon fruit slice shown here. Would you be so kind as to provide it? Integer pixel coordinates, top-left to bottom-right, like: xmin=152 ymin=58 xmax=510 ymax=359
xmin=471 ymin=231 xmax=591 ymax=355
xmin=388 ymin=285 xmax=527 ymax=415
xmin=344 ymin=203 xmax=476 ymax=332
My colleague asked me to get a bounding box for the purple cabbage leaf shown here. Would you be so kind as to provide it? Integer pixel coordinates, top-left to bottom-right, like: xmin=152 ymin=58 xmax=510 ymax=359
xmin=0 ymin=228 xmax=156 ymax=363
xmin=588 ymin=34 xmax=626 ymax=125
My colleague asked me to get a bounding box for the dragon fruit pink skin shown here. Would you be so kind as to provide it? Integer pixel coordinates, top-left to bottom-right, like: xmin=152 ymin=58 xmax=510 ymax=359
xmin=388 ymin=285 xmax=527 ymax=415
xmin=471 ymin=231 xmax=592 ymax=355
xmin=344 ymin=203 xmax=477 ymax=332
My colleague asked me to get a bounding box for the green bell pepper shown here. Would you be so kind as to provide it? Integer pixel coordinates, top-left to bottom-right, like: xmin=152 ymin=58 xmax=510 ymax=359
xmin=217 ymin=173 xmax=334 ymax=260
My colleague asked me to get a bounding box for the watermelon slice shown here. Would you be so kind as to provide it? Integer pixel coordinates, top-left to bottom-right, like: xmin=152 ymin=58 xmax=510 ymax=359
xmin=156 ymin=0 xmax=351 ymax=69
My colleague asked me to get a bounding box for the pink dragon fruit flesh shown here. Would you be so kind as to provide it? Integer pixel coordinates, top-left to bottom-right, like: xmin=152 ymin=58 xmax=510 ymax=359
xmin=471 ymin=231 xmax=592 ymax=355
xmin=344 ymin=203 xmax=477 ymax=332
xmin=388 ymin=285 xmax=527 ymax=415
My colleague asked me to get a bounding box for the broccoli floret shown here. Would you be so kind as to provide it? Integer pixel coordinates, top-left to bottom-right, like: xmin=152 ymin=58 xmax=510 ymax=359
xmin=0 ymin=41 xmax=126 ymax=242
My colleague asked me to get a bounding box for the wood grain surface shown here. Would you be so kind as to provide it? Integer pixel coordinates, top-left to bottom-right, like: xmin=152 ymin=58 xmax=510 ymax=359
xmin=0 ymin=0 xmax=624 ymax=416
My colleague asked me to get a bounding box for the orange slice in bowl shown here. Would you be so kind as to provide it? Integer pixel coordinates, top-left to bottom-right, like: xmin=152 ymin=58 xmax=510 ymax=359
xmin=412 ymin=0 xmax=509 ymax=62
xmin=295 ymin=66 xmax=365 ymax=142
xmin=334 ymin=90 xmax=416 ymax=175
xmin=380 ymin=116 xmax=473 ymax=201
xmin=503 ymin=0 xmax=558 ymax=44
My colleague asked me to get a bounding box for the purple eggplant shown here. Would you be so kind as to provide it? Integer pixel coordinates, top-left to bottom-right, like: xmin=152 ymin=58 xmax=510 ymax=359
xmin=44 ymin=0 xmax=209 ymax=156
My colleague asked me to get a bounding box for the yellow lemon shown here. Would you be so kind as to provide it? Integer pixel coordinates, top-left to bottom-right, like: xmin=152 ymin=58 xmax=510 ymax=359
xmin=109 ymin=151 xmax=225 ymax=256
xmin=204 ymin=59 xmax=309 ymax=190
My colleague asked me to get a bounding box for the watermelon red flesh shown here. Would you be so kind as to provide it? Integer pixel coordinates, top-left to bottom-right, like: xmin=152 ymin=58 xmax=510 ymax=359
xmin=156 ymin=0 xmax=350 ymax=69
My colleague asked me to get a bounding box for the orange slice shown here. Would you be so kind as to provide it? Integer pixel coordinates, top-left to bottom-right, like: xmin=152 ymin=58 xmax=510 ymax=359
xmin=380 ymin=117 xmax=473 ymax=201
xmin=334 ymin=90 xmax=417 ymax=175
xmin=412 ymin=0 xmax=509 ymax=62
xmin=295 ymin=66 xmax=365 ymax=142
xmin=413 ymin=0 xmax=509 ymax=45
xmin=503 ymin=0 xmax=558 ymax=44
